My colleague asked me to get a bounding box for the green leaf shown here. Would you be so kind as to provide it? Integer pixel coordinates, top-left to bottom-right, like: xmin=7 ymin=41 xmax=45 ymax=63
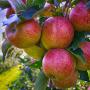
xmin=69 ymin=31 xmax=86 ymax=50
xmin=86 ymin=1 xmax=90 ymax=9
xmin=32 ymin=0 xmax=45 ymax=9
xmin=0 ymin=55 xmax=3 ymax=62
xmin=35 ymin=71 xmax=48 ymax=90
xmin=26 ymin=0 xmax=32 ymax=8
xmin=57 ymin=0 xmax=62 ymax=2
xmin=26 ymin=0 xmax=45 ymax=9
xmin=71 ymin=0 xmax=79 ymax=6
xmin=68 ymin=48 xmax=86 ymax=64
xmin=6 ymin=47 xmax=14 ymax=58
xmin=47 ymin=0 xmax=54 ymax=4
xmin=84 ymin=32 xmax=90 ymax=42
xmin=85 ymin=38 xmax=90 ymax=42
xmin=39 ymin=17 xmax=47 ymax=25
xmin=68 ymin=32 xmax=90 ymax=64
xmin=46 ymin=87 xmax=59 ymax=90
xmin=79 ymin=70 xmax=89 ymax=82
xmin=0 ymin=0 xmax=10 ymax=8
xmin=46 ymin=87 xmax=51 ymax=90
xmin=20 ymin=7 xmax=37 ymax=20
xmin=30 ymin=60 xmax=42 ymax=68
xmin=2 ymin=39 xmax=12 ymax=61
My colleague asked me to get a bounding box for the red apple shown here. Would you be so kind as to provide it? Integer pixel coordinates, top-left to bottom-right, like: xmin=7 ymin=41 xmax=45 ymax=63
xmin=69 ymin=1 xmax=90 ymax=31
xmin=77 ymin=42 xmax=90 ymax=71
xmin=87 ymin=86 xmax=90 ymax=90
xmin=42 ymin=49 xmax=76 ymax=80
xmin=41 ymin=16 xmax=74 ymax=49
xmin=6 ymin=19 xmax=41 ymax=48
xmin=52 ymin=72 xmax=77 ymax=89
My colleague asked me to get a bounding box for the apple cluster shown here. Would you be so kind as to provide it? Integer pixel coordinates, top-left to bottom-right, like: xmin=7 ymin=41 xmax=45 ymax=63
xmin=5 ymin=1 xmax=90 ymax=89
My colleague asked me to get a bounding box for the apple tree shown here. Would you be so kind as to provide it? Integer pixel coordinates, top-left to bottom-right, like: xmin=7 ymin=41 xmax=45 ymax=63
xmin=0 ymin=0 xmax=90 ymax=90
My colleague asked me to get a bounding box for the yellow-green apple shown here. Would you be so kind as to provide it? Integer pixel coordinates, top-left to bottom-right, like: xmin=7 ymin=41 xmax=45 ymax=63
xmin=24 ymin=45 xmax=46 ymax=60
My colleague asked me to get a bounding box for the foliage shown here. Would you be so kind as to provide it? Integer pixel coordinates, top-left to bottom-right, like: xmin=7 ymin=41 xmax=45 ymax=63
xmin=9 ymin=57 xmax=40 ymax=90
xmin=35 ymin=71 xmax=48 ymax=90
xmin=0 ymin=65 xmax=21 ymax=90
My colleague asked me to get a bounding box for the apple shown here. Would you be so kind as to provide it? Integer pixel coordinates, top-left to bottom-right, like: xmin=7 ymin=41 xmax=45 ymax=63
xmin=52 ymin=72 xmax=77 ymax=89
xmin=87 ymin=86 xmax=90 ymax=90
xmin=6 ymin=19 xmax=41 ymax=48
xmin=24 ymin=45 xmax=46 ymax=60
xmin=76 ymin=42 xmax=90 ymax=71
xmin=41 ymin=16 xmax=74 ymax=49
xmin=69 ymin=1 xmax=90 ymax=31
xmin=42 ymin=49 xmax=76 ymax=80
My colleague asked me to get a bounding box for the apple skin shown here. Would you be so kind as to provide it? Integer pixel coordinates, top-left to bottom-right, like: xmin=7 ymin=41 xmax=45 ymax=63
xmin=6 ymin=19 xmax=41 ymax=48
xmin=76 ymin=42 xmax=90 ymax=71
xmin=52 ymin=72 xmax=77 ymax=89
xmin=24 ymin=45 xmax=46 ymax=60
xmin=41 ymin=16 xmax=74 ymax=49
xmin=42 ymin=49 xmax=76 ymax=81
xmin=69 ymin=1 xmax=90 ymax=31
xmin=87 ymin=86 xmax=90 ymax=90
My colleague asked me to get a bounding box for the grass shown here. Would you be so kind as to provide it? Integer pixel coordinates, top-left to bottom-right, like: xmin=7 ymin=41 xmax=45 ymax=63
xmin=0 ymin=65 xmax=21 ymax=90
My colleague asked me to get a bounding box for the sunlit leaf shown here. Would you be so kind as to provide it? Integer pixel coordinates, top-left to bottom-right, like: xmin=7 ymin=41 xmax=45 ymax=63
xmin=30 ymin=60 xmax=42 ymax=68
